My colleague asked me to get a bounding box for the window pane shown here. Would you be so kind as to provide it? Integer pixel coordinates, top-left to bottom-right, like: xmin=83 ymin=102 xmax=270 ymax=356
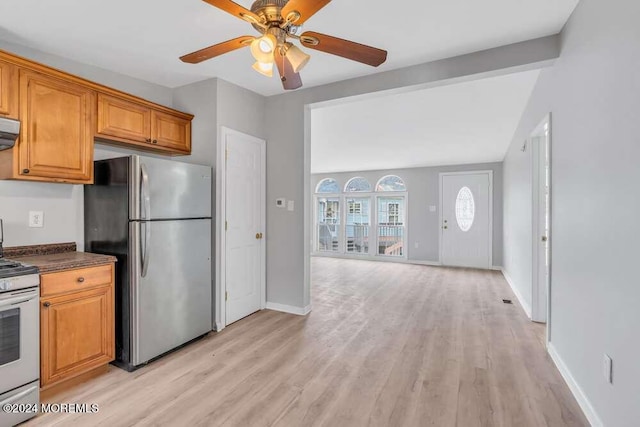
xmin=376 ymin=175 xmax=407 ymax=192
xmin=377 ymin=197 xmax=405 ymax=256
xmin=0 ymin=308 xmax=20 ymax=365
xmin=345 ymin=197 xmax=370 ymax=254
xmin=455 ymin=187 xmax=475 ymax=232
xmin=317 ymin=197 xmax=340 ymax=252
xmin=345 ymin=177 xmax=372 ymax=192
xmin=316 ymin=178 xmax=340 ymax=193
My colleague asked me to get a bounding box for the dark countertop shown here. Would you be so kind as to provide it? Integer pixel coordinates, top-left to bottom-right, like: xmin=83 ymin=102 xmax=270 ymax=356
xmin=6 ymin=243 xmax=116 ymax=274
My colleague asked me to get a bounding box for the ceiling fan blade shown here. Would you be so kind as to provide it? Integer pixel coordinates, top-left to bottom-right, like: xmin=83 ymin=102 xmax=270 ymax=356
xmin=300 ymin=31 xmax=387 ymax=67
xmin=202 ymin=0 xmax=262 ymax=24
xmin=281 ymin=0 xmax=331 ymax=25
xmin=275 ymin=51 xmax=303 ymax=90
xmin=180 ymin=36 xmax=254 ymax=64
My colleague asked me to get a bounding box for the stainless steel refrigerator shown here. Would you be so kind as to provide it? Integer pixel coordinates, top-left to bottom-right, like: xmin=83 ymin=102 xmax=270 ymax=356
xmin=84 ymin=155 xmax=212 ymax=371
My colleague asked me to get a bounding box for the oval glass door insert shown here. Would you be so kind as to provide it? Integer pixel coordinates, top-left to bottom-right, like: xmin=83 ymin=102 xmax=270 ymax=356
xmin=455 ymin=187 xmax=475 ymax=232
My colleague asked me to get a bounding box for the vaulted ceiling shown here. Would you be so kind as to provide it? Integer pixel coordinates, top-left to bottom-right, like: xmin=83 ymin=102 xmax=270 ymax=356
xmin=0 ymin=0 xmax=578 ymax=95
xmin=311 ymin=70 xmax=541 ymax=173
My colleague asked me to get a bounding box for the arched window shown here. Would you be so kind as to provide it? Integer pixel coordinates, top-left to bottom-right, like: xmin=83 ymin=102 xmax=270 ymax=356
xmin=316 ymin=178 xmax=340 ymax=194
xmin=344 ymin=177 xmax=372 ymax=192
xmin=376 ymin=175 xmax=407 ymax=192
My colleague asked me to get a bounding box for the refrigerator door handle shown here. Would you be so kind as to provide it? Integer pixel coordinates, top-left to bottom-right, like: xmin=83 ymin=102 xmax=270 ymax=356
xmin=141 ymin=221 xmax=151 ymax=278
xmin=140 ymin=163 xmax=151 ymax=220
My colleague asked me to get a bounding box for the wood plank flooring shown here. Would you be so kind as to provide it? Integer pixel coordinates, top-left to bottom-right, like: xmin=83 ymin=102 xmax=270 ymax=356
xmin=26 ymin=258 xmax=588 ymax=426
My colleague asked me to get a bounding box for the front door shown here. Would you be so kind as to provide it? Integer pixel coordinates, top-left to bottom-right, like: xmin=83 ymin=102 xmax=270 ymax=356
xmin=441 ymin=172 xmax=492 ymax=268
xmin=225 ymin=130 xmax=265 ymax=325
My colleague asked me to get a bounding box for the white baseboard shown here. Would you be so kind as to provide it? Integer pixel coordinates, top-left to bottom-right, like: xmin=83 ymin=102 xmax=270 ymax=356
xmin=548 ymin=342 xmax=603 ymax=427
xmin=266 ymin=302 xmax=312 ymax=316
xmin=312 ymin=253 xmax=442 ymax=267
xmin=491 ymin=265 xmax=503 ymax=271
xmin=214 ymin=322 xmax=224 ymax=332
xmin=501 ymin=269 xmax=532 ymax=318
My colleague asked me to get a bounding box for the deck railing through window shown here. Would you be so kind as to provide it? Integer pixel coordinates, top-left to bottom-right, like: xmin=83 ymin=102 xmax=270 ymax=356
xmin=346 ymin=224 xmax=369 ymax=254
xmin=378 ymin=225 xmax=404 ymax=256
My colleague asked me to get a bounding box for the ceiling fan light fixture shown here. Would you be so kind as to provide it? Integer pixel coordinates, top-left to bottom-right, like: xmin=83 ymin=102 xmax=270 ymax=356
xmin=283 ymin=42 xmax=311 ymax=73
xmin=252 ymin=61 xmax=274 ymax=77
xmin=250 ymin=34 xmax=277 ymax=63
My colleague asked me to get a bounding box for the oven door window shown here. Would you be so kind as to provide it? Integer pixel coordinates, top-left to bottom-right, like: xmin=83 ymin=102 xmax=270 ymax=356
xmin=0 ymin=308 xmax=20 ymax=365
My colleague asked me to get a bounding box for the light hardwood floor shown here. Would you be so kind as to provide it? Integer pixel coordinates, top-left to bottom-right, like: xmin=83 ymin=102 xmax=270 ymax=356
xmin=27 ymin=258 xmax=587 ymax=426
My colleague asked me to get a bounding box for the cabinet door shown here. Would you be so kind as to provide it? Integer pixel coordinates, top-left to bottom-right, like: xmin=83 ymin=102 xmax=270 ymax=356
xmin=41 ymin=285 xmax=114 ymax=387
xmin=97 ymin=93 xmax=151 ymax=143
xmin=19 ymin=71 xmax=94 ymax=183
xmin=151 ymin=110 xmax=191 ymax=153
xmin=0 ymin=61 xmax=17 ymax=118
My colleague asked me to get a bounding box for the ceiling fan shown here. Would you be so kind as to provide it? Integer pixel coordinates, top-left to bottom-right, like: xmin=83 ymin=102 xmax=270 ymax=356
xmin=180 ymin=0 xmax=388 ymax=90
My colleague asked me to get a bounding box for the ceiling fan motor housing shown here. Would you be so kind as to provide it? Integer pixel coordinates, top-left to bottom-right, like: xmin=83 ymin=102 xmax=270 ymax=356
xmin=251 ymin=0 xmax=289 ymax=31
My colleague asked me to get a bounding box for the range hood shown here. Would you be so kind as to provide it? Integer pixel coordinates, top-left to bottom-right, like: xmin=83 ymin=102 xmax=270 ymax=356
xmin=0 ymin=117 xmax=20 ymax=150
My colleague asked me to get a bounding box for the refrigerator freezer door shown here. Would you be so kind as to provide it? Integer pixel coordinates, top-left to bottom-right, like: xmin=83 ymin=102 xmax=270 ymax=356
xmin=130 ymin=219 xmax=212 ymax=366
xmin=130 ymin=155 xmax=212 ymax=221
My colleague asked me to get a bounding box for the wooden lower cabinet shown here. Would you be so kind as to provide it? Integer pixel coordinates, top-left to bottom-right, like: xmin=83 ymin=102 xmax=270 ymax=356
xmin=40 ymin=264 xmax=115 ymax=389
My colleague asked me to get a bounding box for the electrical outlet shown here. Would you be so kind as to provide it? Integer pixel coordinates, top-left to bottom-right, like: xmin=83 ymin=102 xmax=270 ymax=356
xmin=28 ymin=211 xmax=44 ymax=228
xmin=604 ymin=355 xmax=613 ymax=384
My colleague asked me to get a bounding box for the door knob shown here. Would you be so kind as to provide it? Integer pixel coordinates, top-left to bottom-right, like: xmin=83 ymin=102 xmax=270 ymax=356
xmin=256 ymin=233 xmax=261 ymax=239
xmin=443 ymin=226 xmax=448 ymax=230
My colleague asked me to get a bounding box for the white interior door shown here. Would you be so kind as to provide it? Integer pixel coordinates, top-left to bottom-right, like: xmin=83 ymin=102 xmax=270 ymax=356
xmin=532 ymin=123 xmax=551 ymax=323
xmin=441 ymin=172 xmax=492 ymax=268
xmin=225 ymin=130 xmax=265 ymax=325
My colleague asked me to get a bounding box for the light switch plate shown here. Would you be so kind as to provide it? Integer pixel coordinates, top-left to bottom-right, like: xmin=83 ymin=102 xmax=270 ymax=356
xmin=287 ymin=200 xmax=295 ymax=211
xmin=429 ymin=205 xmax=437 ymax=212
xmin=29 ymin=211 xmax=44 ymax=228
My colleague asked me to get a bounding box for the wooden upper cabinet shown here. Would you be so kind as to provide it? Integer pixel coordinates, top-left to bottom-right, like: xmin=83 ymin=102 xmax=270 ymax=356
xmin=0 ymin=60 xmax=17 ymax=118
xmin=97 ymin=93 xmax=151 ymax=143
xmin=96 ymin=93 xmax=192 ymax=154
xmin=19 ymin=70 xmax=95 ymax=183
xmin=152 ymin=110 xmax=191 ymax=153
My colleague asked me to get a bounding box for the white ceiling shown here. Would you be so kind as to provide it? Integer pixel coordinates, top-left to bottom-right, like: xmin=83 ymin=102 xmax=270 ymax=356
xmin=0 ymin=0 xmax=577 ymax=96
xmin=311 ymin=70 xmax=541 ymax=173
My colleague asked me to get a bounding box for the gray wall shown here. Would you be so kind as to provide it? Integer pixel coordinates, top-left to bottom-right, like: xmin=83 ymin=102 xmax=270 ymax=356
xmin=265 ymin=35 xmax=560 ymax=310
xmin=312 ymin=162 xmax=503 ymax=265
xmin=502 ymin=0 xmax=640 ymax=424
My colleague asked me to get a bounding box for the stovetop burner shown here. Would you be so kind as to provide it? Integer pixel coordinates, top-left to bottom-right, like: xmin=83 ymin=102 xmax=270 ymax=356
xmin=0 ymin=258 xmax=39 ymax=279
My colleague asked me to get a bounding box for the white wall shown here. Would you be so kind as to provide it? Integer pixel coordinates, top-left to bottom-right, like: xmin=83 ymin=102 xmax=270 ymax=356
xmin=312 ymin=162 xmax=503 ymax=265
xmin=502 ymin=0 xmax=640 ymax=424
xmin=265 ymin=35 xmax=560 ymax=310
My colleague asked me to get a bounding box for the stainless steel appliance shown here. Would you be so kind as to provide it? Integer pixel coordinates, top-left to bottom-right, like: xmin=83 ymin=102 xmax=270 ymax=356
xmin=0 ymin=220 xmax=40 ymax=427
xmin=84 ymin=155 xmax=212 ymax=371
xmin=0 ymin=118 xmax=19 ymax=151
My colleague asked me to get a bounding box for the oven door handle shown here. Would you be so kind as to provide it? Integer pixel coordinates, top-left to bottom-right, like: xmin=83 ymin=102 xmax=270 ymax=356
xmin=0 ymin=294 xmax=37 ymax=308
xmin=0 ymin=386 xmax=38 ymax=406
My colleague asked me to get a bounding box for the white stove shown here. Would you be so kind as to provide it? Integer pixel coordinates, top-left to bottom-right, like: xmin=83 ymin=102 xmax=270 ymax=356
xmin=0 ymin=220 xmax=40 ymax=427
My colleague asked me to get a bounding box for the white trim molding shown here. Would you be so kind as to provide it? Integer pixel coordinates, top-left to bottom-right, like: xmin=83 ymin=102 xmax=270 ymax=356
xmin=547 ymin=343 xmax=603 ymax=427
xmin=266 ymin=302 xmax=312 ymax=316
xmin=501 ymin=269 xmax=532 ymax=319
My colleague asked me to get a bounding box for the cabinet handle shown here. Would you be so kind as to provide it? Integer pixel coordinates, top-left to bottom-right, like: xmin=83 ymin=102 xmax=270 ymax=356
xmin=22 ymin=169 xmax=30 ymax=174
xmin=43 ymin=302 xmax=51 ymax=307
xmin=77 ymin=277 xmax=85 ymax=283
xmin=146 ymin=138 xmax=151 ymax=143
xmin=152 ymin=140 xmax=158 ymax=144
